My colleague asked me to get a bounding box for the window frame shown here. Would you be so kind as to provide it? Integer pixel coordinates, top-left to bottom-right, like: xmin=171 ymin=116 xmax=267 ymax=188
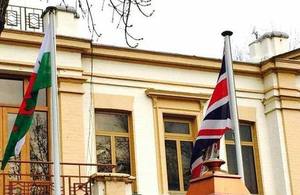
xmin=146 ymin=90 xmax=206 ymax=195
xmin=0 ymin=76 xmax=50 ymax=182
xmin=94 ymin=110 xmax=135 ymax=176
xmin=163 ymin=115 xmax=197 ymax=193
xmin=225 ymin=122 xmax=263 ymax=194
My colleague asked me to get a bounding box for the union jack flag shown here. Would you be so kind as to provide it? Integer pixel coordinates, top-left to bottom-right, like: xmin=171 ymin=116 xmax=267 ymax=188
xmin=190 ymin=56 xmax=232 ymax=179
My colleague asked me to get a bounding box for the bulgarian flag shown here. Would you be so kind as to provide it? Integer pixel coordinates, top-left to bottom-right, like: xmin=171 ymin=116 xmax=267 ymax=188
xmin=1 ymin=27 xmax=52 ymax=170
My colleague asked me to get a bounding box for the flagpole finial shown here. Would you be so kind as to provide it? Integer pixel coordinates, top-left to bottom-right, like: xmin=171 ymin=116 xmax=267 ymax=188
xmin=42 ymin=6 xmax=57 ymax=18
xmin=221 ymin=31 xmax=233 ymax=37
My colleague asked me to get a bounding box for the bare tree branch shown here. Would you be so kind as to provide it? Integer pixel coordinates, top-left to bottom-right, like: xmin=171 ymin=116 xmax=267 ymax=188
xmin=0 ymin=0 xmax=10 ymax=35
xmin=106 ymin=0 xmax=154 ymax=48
xmin=76 ymin=0 xmax=154 ymax=48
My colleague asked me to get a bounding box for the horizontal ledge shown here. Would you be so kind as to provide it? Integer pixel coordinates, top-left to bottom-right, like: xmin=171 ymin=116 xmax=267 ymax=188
xmin=146 ymin=88 xmax=210 ymax=101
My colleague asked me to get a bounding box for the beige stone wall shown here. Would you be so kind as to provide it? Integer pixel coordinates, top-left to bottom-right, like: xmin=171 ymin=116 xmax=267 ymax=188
xmin=59 ymin=79 xmax=85 ymax=175
xmin=282 ymin=110 xmax=300 ymax=195
xmin=264 ymin=111 xmax=290 ymax=195
xmin=276 ymin=69 xmax=300 ymax=195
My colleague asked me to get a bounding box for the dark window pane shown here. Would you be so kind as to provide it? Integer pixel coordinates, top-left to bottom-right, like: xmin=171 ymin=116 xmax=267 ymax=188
xmin=164 ymin=121 xmax=190 ymax=134
xmin=0 ymin=79 xmax=23 ymax=105
xmin=226 ymin=144 xmax=238 ymax=175
xmin=242 ymin=146 xmax=258 ymax=194
xmin=95 ymin=112 xmax=128 ymax=132
xmin=96 ymin=136 xmax=112 ymax=172
xmin=115 ymin=137 xmax=131 ymax=174
xmin=181 ymin=141 xmax=193 ymax=191
xmin=226 ymin=125 xmax=252 ymax=141
xmin=165 ymin=140 xmax=180 ymax=191
xmin=30 ymin=112 xmax=49 ymax=180
xmin=240 ymin=124 xmax=252 ymax=141
xmin=225 ymin=129 xmax=235 ymax=141
xmin=37 ymin=88 xmax=47 ymax=106
xmin=226 ymin=144 xmax=259 ymax=194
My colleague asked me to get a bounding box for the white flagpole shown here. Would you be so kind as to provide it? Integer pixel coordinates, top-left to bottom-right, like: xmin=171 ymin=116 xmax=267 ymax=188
xmin=221 ymin=31 xmax=244 ymax=180
xmin=43 ymin=6 xmax=62 ymax=194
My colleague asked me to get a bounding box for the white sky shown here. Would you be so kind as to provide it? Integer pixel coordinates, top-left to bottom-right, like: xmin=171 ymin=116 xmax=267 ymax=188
xmin=10 ymin=0 xmax=300 ymax=59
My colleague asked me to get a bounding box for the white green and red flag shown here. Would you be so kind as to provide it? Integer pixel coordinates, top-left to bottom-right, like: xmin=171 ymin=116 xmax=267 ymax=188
xmin=1 ymin=28 xmax=52 ymax=170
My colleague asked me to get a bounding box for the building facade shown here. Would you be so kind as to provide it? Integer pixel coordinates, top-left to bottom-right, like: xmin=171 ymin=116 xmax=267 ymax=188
xmin=0 ymin=6 xmax=299 ymax=195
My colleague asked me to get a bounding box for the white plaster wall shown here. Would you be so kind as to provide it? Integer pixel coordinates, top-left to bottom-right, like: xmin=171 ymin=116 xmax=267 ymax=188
xmin=56 ymin=11 xmax=90 ymax=39
xmin=86 ymin=59 xmax=219 ymax=86
xmin=0 ymin=44 xmax=39 ymax=63
xmin=56 ymin=50 xmax=82 ymax=68
xmin=234 ymin=74 xmax=264 ymax=91
xmin=0 ymin=44 xmax=82 ymax=69
xmin=131 ymin=88 xmax=159 ymax=195
xmin=264 ymin=111 xmax=291 ymax=195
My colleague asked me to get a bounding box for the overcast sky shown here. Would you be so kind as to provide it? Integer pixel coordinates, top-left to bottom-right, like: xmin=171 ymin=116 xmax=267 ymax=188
xmin=11 ymin=0 xmax=300 ymax=59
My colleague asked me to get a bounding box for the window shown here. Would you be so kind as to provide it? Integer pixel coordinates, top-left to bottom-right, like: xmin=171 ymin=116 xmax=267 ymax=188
xmin=164 ymin=116 xmax=194 ymax=192
xmin=0 ymin=78 xmax=23 ymax=105
xmin=146 ymin=89 xmax=204 ymax=194
xmin=95 ymin=111 xmax=133 ymax=174
xmin=0 ymin=77 xmax=49 ymax=180
xmin=225 ymin=123 xmax=263 ymax=194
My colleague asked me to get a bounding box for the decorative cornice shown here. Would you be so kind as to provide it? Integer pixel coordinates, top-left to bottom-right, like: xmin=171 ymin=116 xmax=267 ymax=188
xmin=274 ymin=59 xmax=300 ymax=72
xmin=261 ymin=58 xmax=300 ymax=75
xmin=264 ymin=87 xmax=300 ymax=96
xmin=145 ymin=88 xmax=210 ymax=101
xmin=261 ymin=48 xmax=300 ymax=63
xmin=58 ymin=74 xmax=87 ymax=83
xmin=0 ymin=29 xmax=90 ymax=52
xmin=86 ymin=45 xmax=260 ymax=75
xmin=0 ymin=59 xmax=83 ymax=75
xmin=58 ymin=66 xmax=84 ymax=72
xmin=0 ymin=59 xmax=33 ymax=68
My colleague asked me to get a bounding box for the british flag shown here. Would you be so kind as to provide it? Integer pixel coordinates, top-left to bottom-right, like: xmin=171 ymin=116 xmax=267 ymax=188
xmin=190 ymin=56 xmax=232 ymax=179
